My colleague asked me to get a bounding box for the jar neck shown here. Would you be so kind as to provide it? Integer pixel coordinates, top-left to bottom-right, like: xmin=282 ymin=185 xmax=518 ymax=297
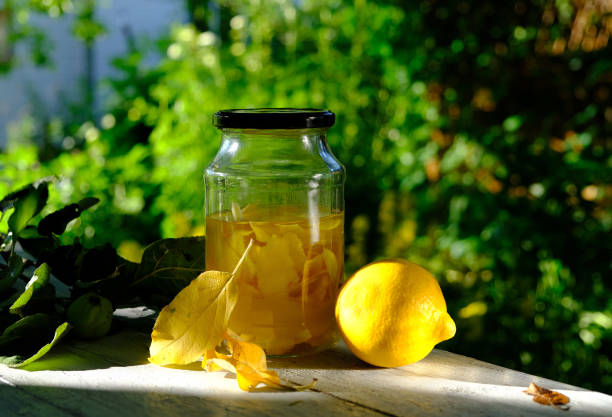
xmin=217 ymin=128 xmax=330 ymax=159
xmin=206 ymin=126 xmax=345 ymax=217
xmin=220 ymin=128 xmax=328 ymax=141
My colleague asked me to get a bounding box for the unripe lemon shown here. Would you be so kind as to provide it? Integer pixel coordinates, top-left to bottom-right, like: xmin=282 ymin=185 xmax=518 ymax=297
xmin=335 ymin=259 xmax=456 ymax=367
xmin=67 ymin=293 xmax=113 ymax=339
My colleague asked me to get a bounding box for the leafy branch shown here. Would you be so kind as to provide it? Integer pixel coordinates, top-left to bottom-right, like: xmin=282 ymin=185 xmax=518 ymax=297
xmin=0 ymin=179 xmax=205 ymax=367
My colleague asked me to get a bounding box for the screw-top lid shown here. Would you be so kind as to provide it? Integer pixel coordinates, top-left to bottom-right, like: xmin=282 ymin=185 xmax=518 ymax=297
xmin=213 ymin=108 xmax=335 ymax=129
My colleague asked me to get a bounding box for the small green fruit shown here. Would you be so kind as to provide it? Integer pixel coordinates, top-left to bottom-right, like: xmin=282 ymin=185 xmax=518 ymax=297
xmin=67 ymin=293 xmax=113 ymax=339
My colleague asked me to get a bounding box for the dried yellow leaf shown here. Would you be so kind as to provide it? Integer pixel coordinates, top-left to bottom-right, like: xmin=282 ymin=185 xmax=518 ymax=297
xmin=524 ymin=382 xmax=570 ymax=410
xmin=205 ymin=357 xmax=236 ymax=373
xmin=149 ymin=240 xmax=254 ymax=365
xmin=204 ymin=331 xmax=316 ymax=392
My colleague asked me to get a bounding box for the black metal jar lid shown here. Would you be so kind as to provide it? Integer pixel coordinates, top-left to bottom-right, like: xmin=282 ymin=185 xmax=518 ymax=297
xmin=213 ymin=108 xmax=335 ymax=129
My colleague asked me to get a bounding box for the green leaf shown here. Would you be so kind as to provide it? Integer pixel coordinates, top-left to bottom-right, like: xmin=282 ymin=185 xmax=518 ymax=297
xmin=75 ymin=257 xmax=138 ymax=305
xmin=36 ymin=204 xmax=80 ymax=236
xmin=76 ymin=244 xmax=119 ymax=283
xmin=25 ymin=242 xmax=117 ymax=287
xmin=0 ymin=178 xmax=53 ymax=213
xmin=9 ymin=263 xmax=51 ymax=315
xmin=2 ymin=322 xmax=71 ymax=368
xmin=132 ymin=236 xmax=206 ymax=298
xmin=0 ymin=252 xmax=24 ymax=293
xmin=0 ymin=290 xmax=20 ymax=311
xmin=1 ymin=313 xmax=51 ymax=336
xmin=37 ymin=198 xmax=100 ymax=236
xmin=0 ymin=313 xmax=55 ymax=358
xmin=0 ymin=179 xmax=48 ymax=214
xmin=78 ymin=197 xmax=101 ymax=211
xmin=7 ymin=182 xmax=50 ymax=235
xmin=19 ymin=240 xmax=79 ymax=285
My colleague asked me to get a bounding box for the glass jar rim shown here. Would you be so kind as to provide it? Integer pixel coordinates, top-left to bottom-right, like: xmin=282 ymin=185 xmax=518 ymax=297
xmin=213 ymin=108 xmax=335 ymax=129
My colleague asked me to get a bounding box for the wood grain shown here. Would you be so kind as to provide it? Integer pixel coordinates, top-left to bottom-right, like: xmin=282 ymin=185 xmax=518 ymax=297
xmin=1 ymin=308 xmax=611 ymax=417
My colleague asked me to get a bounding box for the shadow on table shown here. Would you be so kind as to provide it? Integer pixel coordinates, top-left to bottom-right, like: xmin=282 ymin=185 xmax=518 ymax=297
xmin=15 ymin=307 xmax=156 ymax=372
xmin=0 ymin=383 xmax=327 ymax=416
xmin=24 ymin=329 xmax=372 ymax=373
xmin=20 ymin=331 xmax=151 ymax=372
xmin=268 ymin=343 xmax=374 ymax=372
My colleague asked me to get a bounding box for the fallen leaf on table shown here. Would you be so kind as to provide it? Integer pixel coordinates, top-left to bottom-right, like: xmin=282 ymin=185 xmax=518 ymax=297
xmin=149 ymin=238 xmax=316 ymax=392
xmin=524 ymin=382 xmax=570 ymax=410
xmin=148 ymin=240 xmax=253 ymax=365
xmin=204 ymin=331 xmax=317 ymax=392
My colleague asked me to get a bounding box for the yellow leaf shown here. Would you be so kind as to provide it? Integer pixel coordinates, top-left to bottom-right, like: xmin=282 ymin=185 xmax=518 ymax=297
xmin=148 ymin=270 xmax=236 ymax=365
xmin=149 ymin=240 xmax=254 ymax=365
xmin=236 ymin=365 xmax=283 ymax=391
xmin=204 ymin=331 xmax=316 ymax=392
xmin=205 ymin=357 xmax=236 ymax=373
xmin=225 ymin=330 xmax=267 ymax=370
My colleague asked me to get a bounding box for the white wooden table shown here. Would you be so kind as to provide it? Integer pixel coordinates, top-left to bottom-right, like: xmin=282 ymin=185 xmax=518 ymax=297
xmin=1 ymin=308 xmax=611 ymax=417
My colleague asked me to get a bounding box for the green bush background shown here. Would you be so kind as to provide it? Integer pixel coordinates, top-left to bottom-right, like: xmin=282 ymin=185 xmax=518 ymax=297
xmin=1 ymin=0 xmax=611 ymax=392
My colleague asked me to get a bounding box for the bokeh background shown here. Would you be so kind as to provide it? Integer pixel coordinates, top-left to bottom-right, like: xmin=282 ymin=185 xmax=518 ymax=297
xmin=1 ymin=0 xmax=611 ymax=393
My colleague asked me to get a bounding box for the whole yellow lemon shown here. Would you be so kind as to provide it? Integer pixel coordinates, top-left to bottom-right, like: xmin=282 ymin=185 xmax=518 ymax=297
xmin=335 ymin=259 xmax=456 ymax=367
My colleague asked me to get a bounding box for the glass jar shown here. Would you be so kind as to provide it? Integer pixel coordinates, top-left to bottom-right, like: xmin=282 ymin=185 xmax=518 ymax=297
xmin=204 ymin=109 xmax=345 ymax=356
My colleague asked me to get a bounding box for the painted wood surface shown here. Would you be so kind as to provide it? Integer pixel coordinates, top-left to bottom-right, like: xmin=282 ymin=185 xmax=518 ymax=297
xmin=1 ymin=308 xmax=611 ymax=417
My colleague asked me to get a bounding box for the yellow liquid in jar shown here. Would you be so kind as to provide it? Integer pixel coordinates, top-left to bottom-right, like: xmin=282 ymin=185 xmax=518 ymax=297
xmin=205 ymin=206 xmax=344 ymax=356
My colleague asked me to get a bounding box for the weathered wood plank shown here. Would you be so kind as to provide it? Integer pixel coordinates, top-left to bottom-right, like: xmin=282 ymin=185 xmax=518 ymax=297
xmin=0 ymin=356 xmax=391 ymax=417
xmin=2 ymin=380 xmax=382 ymax=417
xmin=274 ymin=346 xmax=612 ymax=417
xmin=1 ymin=308 xmax=611 ymax=417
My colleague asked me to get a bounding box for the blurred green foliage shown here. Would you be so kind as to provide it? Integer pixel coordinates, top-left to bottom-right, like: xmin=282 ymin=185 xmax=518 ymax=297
xmin=0 ymin=0 xmax=103 ymax=71
xmin=1 ymin=0 xmax=611 ymax=392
